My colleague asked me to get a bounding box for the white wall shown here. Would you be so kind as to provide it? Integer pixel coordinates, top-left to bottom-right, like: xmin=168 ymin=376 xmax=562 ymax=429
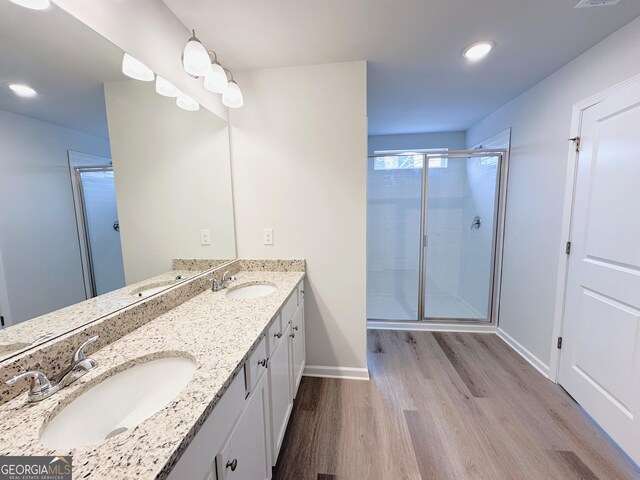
xmin=368 ymin=131 xmax=466 ymax=154
xmin=0 ymin=109 xmax=111 ymax=325
xmin=229 ymin=61 xmax=368 ymax=374
xmin=104 ymin=80 xmax=236 ymax=284
xmin=467 ymin=16 xmax=640 ymax=373
xmin=52 ymin=0 xmax=227 ymax=121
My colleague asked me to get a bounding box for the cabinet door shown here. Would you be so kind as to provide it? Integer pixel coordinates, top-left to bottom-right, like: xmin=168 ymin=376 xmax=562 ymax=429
xmin=290 ymin=300 xmax=305 ymax=399
xmin=216 ymin=375 xmax=270 ymax=480
xmin=268 ymin=322 xmax=292 ymax=465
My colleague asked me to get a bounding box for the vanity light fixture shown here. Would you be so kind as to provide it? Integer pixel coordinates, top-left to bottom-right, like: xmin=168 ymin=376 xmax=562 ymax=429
xmin=8 ymin=83 xmax=37 ymax=97
xmin=176 ymin=91 xmax=200 ymax=111
xmin=155 ymin=76 xmax=179 ymax=97
xmin=203 ymin=51 xmax=228 ymax=94
xmin=182 ymin=30 xmax=211 ymax=78
xmin=462 ymin=41 xmax=494 ymax=61
xmin=122 ymin=53 xmax=155 ymax=81
xmin=222 ymin=69 xmax=244 ymax=109
xmin=8 ymin=0 xmax=50 ymax=10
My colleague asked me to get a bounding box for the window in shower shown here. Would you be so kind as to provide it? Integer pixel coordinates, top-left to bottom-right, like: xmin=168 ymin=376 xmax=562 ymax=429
xmin=367 ymin=149 xmax=505 ymax=323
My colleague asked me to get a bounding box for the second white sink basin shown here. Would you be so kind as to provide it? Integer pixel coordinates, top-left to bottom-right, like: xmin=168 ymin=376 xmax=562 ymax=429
xmin=40 ymin=356 xmax=197 ymax=450
xmin=227 ymin=283 xmax=276 ymax=300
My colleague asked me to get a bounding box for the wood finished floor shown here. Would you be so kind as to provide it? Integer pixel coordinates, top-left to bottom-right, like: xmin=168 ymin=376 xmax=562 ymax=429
xmin=273 ymin=330 xmax=640 ymax=480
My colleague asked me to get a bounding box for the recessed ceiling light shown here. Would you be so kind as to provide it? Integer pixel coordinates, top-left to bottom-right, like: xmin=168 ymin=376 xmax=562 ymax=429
xmin=463 ymin=41 xmax=494 ymax=61
xmin=9 ymin=0 xmax=51 ymax=10
xmin=9 ymin=84 xmax=38 ymax=97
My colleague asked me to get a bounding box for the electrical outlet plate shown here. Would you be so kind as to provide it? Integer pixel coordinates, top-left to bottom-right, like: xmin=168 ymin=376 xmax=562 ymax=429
xmin=574 ymin=0 xmax=620 ymax=8
xmin=263 ymin=228 xmax=274 ymax=245
xmin=200 ymin=229 xmax=211 ymax=246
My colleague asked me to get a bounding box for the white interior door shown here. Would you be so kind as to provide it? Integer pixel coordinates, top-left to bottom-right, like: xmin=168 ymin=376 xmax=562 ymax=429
xmin=558 ymin=80 xmax=640 ymax=464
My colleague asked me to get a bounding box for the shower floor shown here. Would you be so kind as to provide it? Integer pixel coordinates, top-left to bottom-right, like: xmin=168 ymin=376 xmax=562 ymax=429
xmin=367 ymin=293 xmax=484 ymax=321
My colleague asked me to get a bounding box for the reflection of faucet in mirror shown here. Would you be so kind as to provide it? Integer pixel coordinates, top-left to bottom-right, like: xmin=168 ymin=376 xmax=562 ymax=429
xmin=212 ymin=271 xmax=236 ymax=292
xmin=4 ymin=336 xmax=99 ymax=403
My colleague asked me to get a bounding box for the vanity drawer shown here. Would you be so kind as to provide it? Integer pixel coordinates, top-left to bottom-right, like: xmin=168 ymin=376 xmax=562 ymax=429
xmin=246 ymin=335 xmax=268 ymax=394
xmin=297 ymin=280 xmax=304 ymax=305
xmin=281 ymin=291 xmax=297 ymax=326
xmin=267 ymin=313 xmax=283 ymax=356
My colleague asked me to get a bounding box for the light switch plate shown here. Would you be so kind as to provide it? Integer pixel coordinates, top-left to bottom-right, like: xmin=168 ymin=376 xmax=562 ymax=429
xmin=200 ymin=229 xmax=211 ymax=245
xmin=263 ymin=228 xmax=274 ymax=245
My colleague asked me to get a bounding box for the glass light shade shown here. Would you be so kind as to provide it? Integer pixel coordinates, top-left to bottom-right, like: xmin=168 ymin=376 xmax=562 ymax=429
xmin=182 ymin=37 xmax=211 ymax=77
xmin=222 ymin=81 xmax=244 ymax=108
xmin=122 ymin=53 xmax=154 ymax=81
xmin=9 ymin=0 xmax=50 ymax=9
xmin=176 ymin=92 xmax=199 ymax=111
xmin=204 ymin=63 xmax=228 ymax=93
xmin=155 ymin=76 xmax=179 ymax=97
xmin=463 ymin=41 xmax=494 ymax=61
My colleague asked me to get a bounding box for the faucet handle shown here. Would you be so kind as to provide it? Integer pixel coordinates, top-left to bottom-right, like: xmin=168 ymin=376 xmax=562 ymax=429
xmin=5 ymin=370 xmax=54 ymax=397
xmin=73 ymin=336 xmax=98 ymax=363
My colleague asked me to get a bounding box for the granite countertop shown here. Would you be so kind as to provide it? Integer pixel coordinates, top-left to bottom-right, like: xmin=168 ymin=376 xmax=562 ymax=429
xmin=0 ymin=269 xmax=202 ymax=361
xmin=0 ymin=269 xmax=304 ymax=479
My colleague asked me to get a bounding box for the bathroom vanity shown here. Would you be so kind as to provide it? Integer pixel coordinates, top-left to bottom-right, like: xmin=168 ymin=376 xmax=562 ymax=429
xmin=168 ymin=276 xmax=305 ymax=480
xmin=0 ymin=260 xmax=306 ymax=480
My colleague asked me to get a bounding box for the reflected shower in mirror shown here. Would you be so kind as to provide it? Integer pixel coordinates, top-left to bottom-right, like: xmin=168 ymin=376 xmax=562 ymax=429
xmin=0 ymin=2 xmax=236 ymax=361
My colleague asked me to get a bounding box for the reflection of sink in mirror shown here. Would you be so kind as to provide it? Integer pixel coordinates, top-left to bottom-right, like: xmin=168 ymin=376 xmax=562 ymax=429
xmin=39 ymin=356 xmax=197 ymax=450
xmin=0 ymin=342 xmax=30 ymax=356
xmin=227 ymin=283 xmax=277 ymax=300
xmin=130 ymin=278 xmax=183 ymax=298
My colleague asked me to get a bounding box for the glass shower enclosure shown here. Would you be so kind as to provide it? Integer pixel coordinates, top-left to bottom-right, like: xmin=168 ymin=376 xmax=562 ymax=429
xmin=366 ymin=150 xmax=506 ymax=323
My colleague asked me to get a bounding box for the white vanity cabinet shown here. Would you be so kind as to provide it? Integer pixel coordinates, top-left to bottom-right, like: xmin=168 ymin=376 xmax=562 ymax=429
xmin=167 ymin=278 xmax=305 ymax=480
xmin=289 ymin=297 xmax=305 ymax=398
xmin=215 ymin=372 xmax=270 ymax=480
xmin=268 ymin=321 xmax=292 ymax=465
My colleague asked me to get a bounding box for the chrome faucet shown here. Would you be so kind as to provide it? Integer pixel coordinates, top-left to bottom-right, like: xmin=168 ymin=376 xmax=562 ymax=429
xmin=212 ymin=271 xmax=236 ymax=292
xmin=5 ymin=336 xmax=99 ymax=402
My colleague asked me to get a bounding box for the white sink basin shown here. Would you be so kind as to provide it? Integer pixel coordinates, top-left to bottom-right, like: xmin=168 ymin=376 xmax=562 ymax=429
xmin=227 ymin=283 xmax=276 ymax=300
xmin=40 ymin=356 xmax=197 ymax=450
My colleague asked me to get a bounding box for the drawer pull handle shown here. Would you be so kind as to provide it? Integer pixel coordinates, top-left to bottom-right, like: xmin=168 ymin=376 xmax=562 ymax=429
xmin=289 ymin=333 xmax=295 ymax=338
xmin=274 ymin=332 xmax=283 ymax=339
xmin=226 ymin=459 xmax=238 ymax=471
xmin=258 ymin=358 xmax=268 ymax=367
xmin=293 ymin=326 xmax=299 ymax=331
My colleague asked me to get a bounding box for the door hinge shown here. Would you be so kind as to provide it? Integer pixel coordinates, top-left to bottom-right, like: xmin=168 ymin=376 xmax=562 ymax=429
xmin=557 ymin=337 xmax=563 ymax=349
xmin=566 ymin=241 xmax=572 ymax=255
xmin=569 ymin=136 xmax=581 ymax=152
xmin=0 ymin=316 xmax=4 ymax=327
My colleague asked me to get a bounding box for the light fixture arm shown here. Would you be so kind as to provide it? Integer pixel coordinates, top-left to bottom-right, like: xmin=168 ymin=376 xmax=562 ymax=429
xmin=223 ymin=68 xmax=234 ymax=82
xmin=208 ymin=50 xmax=220 ymax=64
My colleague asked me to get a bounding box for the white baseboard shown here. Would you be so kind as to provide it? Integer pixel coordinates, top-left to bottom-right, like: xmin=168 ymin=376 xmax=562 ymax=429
xmin=497 ymin=328 xmax=550 ymax=378
xmin=368 ymin=320 xmax=497 ymax=334
xmin=303 ymin=365 xmax=370 ymax=381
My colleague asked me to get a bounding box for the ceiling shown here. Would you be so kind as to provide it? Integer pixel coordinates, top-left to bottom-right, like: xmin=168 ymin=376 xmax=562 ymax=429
xmin=0 ymin=2 xmax=125 ymax=138
xmin=164 ymin=0 xmax=640 ymax=135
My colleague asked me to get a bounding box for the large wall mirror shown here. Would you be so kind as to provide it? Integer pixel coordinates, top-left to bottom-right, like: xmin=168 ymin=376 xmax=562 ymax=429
xmin=0 ymin=3 xmax=236 ymax=361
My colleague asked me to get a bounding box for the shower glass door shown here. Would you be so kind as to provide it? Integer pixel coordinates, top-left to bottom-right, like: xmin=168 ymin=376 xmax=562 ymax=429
xmin=366 ymin=149 xmax=505 ymax=323
xmin=367 ymin=153 xmax=424 ymax=320
xmin=421 ymin=151 xmax=502 ymax=321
